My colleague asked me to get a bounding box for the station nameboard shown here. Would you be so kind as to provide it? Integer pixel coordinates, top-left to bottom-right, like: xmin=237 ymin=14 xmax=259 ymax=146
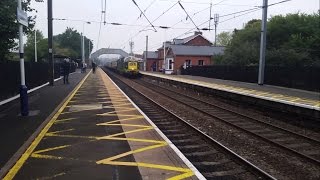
xmin=17 ymin=8 xmax=28 ymax=27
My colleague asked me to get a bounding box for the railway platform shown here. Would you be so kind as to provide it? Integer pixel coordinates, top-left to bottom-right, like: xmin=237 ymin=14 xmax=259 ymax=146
xmin=0 ymin=68 xmax=201 ymax=180
xmin=140 ymin=71 xmax=319 ymax=118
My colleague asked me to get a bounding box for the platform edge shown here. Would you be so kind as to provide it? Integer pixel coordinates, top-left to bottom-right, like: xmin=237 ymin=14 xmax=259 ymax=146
xmin=102 ymin=70 xmax=206 ymax=180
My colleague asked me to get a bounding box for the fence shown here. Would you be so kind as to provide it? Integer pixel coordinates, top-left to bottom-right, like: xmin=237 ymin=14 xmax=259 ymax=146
xmin=0 ymin=61 xmax=76 ymax=101
xmin=181 ymin=65 xmax=320 ymax=92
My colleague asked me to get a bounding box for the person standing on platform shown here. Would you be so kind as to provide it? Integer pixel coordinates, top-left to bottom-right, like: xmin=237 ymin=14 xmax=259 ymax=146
xmin=92 ymin=62 xmax=96 ymax=73
xmin=62 ymin=58 xmax=71 ymax=84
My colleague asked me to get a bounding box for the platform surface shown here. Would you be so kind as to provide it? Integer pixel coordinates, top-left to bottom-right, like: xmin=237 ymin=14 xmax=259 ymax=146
xmin=2 ymin=69 xmax=200 ymax=180
xmin=140 ymin=71 xmax=320 ymax=111
xmin=0 ymin=70 xmax=88 ymax=170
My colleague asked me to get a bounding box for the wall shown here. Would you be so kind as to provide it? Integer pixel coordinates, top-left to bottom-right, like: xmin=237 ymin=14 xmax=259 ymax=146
xmin=174 ymin=55 xmax=211 ymax=73
xmin=146 ymin=59 xmax=161 ymax=71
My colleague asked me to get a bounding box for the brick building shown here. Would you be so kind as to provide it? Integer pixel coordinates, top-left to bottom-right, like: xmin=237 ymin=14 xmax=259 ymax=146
xmin=154 ymin=32 xmax=224 ymax=74
xmin=142 ymin=51 xmax=160 ymax=71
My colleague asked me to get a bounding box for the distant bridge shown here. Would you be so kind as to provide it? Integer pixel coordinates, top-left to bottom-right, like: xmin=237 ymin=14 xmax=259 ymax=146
xmin=91 ymin=48 xmax=129 ymax=61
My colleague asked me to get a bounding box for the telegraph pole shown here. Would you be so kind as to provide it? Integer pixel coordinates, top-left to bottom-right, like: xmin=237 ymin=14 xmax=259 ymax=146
xmin=17 ymin=0 xmax=29 ymax=116
xmin=48 ymin=0 xmax=54 ymax=86
xmin=258 ymin=0 xmax=268 ymax=85
xmin=144 ymin=36 xmax=148 ymax=71
xmin=214 ymin=14 xmax=219 ymax=46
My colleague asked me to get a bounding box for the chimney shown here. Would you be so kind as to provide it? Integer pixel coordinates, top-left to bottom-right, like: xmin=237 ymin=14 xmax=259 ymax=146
xmin=194 ymin=31 xmax=202 ymax=35
xmin=163 ymin=41 xmax=171 ymax=48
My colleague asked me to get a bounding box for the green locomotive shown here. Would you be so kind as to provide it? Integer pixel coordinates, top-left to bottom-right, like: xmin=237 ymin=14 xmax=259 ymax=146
xmin=116 ymin=56 xmax=140 ymax=77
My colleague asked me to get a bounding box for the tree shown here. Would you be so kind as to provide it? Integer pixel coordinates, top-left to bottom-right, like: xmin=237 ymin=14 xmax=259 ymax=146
xmin=0 ymin=0 xmax=35 ymax=61
xmin=54 ymin=27 xmax=93 ymax=59
xmin=221 ymin=13 xmax=320 ymax=66
xmin=216 ymin=32 xmax=232 ymax=46
xmin=24 ymin=28 xmax=94 ymax=62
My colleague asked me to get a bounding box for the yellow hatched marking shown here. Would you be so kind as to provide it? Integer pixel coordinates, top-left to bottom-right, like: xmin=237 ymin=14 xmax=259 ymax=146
xmin=3 ymin=70 xmax=92 ymax=180
xmin=97 ymin=109 xmax=137 ymax=116
xmin=98 ymin=137 xmax=166 ymax=144
xmin=45 ymin=133 xmax=96 ymax=139
xmin=100 ymin=116 xmax=144 ymax=124
xmin=104 ymin=127 xmax=154 ymax=138
xmin=60 ymin=106 xmax=103 ymax=114
xmin=95 ymin=116 xmax=193 ymax=179
xmin=33 ymin=145 xmax=70 ymax=154
xmin=55 ymin=118 xmax=77 ymax=123
xmin=31 ymin=154 xmax=64 ymax=160
xmin=98 ymin=143 xmax=166 ymax=163
xmin=38 ymin=172 xmax=66 ymax=179
xmin=98 ymin=123 xmax=151 ymax=128
xmin=94 ymin=69 xmax=195 ymax=179
xmin=47 ymin=128 xmax=74 ymax=135
xmin=102 ymin=103 xmax=134 ymax=108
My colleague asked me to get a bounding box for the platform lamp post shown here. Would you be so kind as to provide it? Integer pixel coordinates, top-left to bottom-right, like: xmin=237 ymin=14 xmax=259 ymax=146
xmin=17 ymin=0 xmax=29 ymax=116
xmin=82 ymin=21 xmax=91 ymax=64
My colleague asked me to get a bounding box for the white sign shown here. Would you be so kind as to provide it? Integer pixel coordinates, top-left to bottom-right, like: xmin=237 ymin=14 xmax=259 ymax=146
xmin=17 ymin=8 xmax=28 ymax=27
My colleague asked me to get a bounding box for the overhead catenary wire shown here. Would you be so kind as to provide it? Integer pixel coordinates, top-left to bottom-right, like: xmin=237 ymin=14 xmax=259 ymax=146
xmin=112 ymin=0 xmax=294 ymax=52
xmin=96 ymin=0 xmax=104 ymax=50
xmin=118 ymin=1 xmax=179 ymax=51
xmin=131 ymin=0 xmax=157 ymax=32
xmin=178 ymin=1 xmax=200 ymax=30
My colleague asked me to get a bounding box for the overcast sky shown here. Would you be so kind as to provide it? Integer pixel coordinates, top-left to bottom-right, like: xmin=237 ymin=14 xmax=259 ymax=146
xmin=30 ymin=0 xmax=319 ymax=56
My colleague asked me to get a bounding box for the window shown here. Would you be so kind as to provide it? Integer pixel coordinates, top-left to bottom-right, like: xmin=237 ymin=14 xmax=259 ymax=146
xmin=185 ymin=60 xmax=191 ymax=68
xmin=198 ymin=60 xmax=204 ymax=66
xmin=168 ymin=59 xmax=173 ymax=70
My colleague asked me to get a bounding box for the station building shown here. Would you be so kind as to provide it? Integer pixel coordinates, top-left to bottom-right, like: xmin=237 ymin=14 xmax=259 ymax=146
xmin=143 ymin=31 xmax=225 ymax=74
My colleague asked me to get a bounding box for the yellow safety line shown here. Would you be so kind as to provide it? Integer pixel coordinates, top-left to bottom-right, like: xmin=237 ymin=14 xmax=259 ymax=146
xmin=3 ymin=71 xmax=91 ymax=180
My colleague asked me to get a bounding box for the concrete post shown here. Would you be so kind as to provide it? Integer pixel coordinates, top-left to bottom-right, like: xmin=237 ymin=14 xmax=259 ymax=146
xmin=258 ymin=0 xmax=268 ymax=85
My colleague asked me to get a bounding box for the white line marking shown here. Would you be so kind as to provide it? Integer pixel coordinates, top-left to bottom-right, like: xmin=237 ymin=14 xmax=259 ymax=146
xmin=104 ymin=72 xmax=206 ymax=180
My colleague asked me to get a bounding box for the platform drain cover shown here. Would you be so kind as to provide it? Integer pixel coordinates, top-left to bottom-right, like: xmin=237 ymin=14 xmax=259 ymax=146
xmin=69 ymin=104 xmax=102 ymax=112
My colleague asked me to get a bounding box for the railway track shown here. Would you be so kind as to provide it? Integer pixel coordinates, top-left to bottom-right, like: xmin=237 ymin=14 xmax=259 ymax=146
xmin=104 ymin=69 xmax=275 ymax=180
xmin=134 ymin=77 xmax=320 ymax=166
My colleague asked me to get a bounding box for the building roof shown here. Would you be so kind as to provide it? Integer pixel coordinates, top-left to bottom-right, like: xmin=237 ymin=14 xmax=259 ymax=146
xmin=172 ymin=32 xmax=212 ymax=45
xmin=143 ymin=51 xmax=158 ymax=59
xmin=170 ymin=45 xmax=225 ymax=56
